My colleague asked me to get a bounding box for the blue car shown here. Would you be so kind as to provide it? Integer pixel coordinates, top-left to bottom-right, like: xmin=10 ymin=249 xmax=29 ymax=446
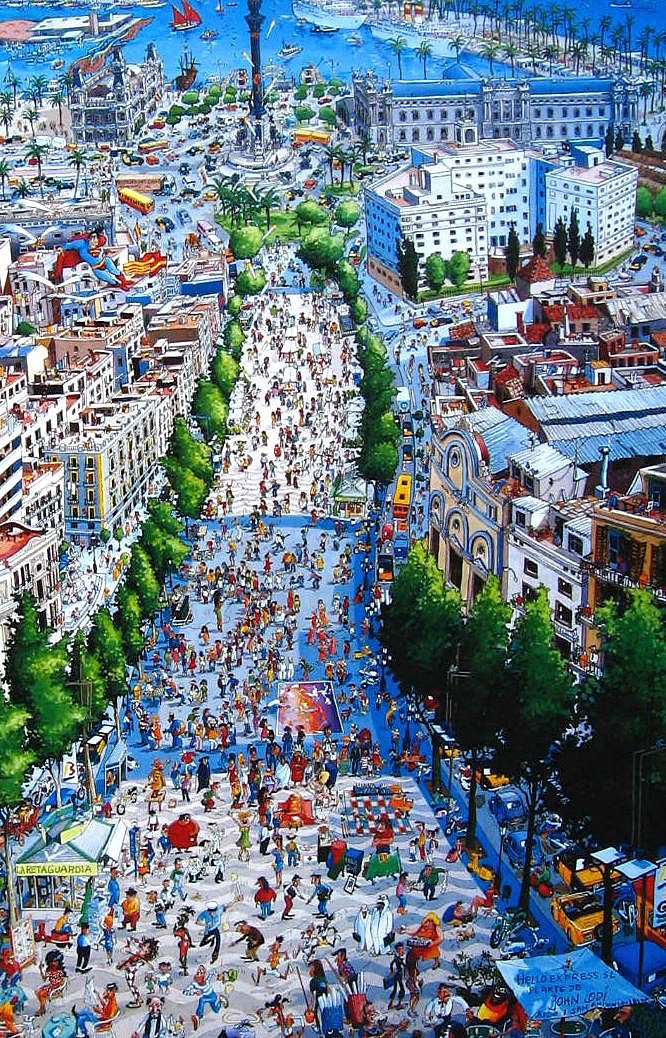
xmin=489 ymin=786 xmax=527 ymax=827
xmin=504 ymin=829 xmax=544 ymax=869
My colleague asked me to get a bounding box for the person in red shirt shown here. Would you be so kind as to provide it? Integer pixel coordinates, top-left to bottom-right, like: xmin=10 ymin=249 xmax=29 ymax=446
xmin=254 ymin=877 xmax=276 ymax=919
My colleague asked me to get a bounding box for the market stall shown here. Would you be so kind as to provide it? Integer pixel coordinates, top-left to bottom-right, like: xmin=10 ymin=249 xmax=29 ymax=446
xmin=16 ymin=808 xmax=127 ymax=912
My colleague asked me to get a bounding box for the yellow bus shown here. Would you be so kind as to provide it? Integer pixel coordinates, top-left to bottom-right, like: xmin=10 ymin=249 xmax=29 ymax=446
xmin=292 ymin=128 xmax=331 ymax=147
xmin=392 ymin=473 xmax=412 ymax=524
xmin=138 ymin=139 xmax=168 ymax=153
xmin=117 ymin=186 xmax=155 ymax=214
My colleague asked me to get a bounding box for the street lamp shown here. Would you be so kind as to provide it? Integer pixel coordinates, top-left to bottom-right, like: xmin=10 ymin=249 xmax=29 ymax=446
xmin=495 ymin=822 xmax=508 ymax=895
xmin=590 ymin=846 xmax=625 ymax=965
xmin=616 ymin=858 xmax=656 ymax=991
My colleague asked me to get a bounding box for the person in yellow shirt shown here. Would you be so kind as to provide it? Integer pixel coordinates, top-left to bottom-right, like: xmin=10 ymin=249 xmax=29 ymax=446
xmin=53 ymin=906 xmax=73 ymax=937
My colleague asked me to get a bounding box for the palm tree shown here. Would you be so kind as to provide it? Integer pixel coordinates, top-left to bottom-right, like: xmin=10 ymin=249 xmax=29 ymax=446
xmin=51 ymin=90 xmax=65 ymax=130
xmin=416 ymin=40 xmax=433 ymax=77
xmin=638 ymin=26 xmax=651 ymax=72
xmin=481 ymin=39 xmax=500 ymax=73
xmin=502 ymin=41 xmax=519 ymax=73
xmin=7 ymin=71 xmax=19 ymax=112
xmin=389 ymin=36 xmax=406 ymax=78
xmin=589 ymin=33 xmax=599 ymax=74
xmin=543 ymin=43 xmax=558 ymax=74
xmin=257 ymin=184 xmax=280 ymax=228
xmin=599 ymin=15 xmax=611 ymax=54
xmin=67 ymin=147 xmax=87 ymax=197
xmin=624 ymin=14 xmax=635 ymax=73
xmin=0 ymin=105 xmax=9 ymax=138
xmin=214 ymin=177 xmax=232 ymax=218
xmin=451 ymin=33 xmax=466 ymax=59
xmin=323 ymin=143 xmax=338 ymax=185
xmin=0 ymin=90 xmax=12 ymax=118
xmin=359 ymin=133 xmax=371 ymax=166
xmin=346 ymin=144 xmax=361 ymax=186
xmin=15 ymin=179 xmax=29 ymax=200
xmin=526 ymin=41 xmax=541 ymax=73
xmin=26 ymin=140 xmax=47 ymax=199
xmin=0 ymin=160 xmax=9 ymax=200
xmin=571 ymin=40 xmax=587 ymax=74
xmin=640 ymin=81 xmax=653 ymax=124
xmin=25 ymin=107 xmax=38 ymax=140
xmin=62 ymin=70 xmax=73 ymax=106
xmin=610 ymin=25 xmax=624 ymax=69
xmin=30 ymin=75 xmax=47 ymax=106
xmin=335 ymin=145 xmax=347 ymax=186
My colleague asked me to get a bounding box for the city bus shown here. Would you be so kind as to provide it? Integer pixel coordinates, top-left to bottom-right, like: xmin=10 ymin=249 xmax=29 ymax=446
xmin=291 ymin=128 xmax=331 ymax=148
xmin=392 ymin=473 xmax=412 ymax=527
xmin=117 ymin=186 xmax=155 ymax=214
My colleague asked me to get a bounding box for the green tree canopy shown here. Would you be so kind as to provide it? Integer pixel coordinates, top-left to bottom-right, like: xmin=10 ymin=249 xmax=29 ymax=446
xmin=457 ymin=577 xmax=510 ymax=846
xmin=335 ymin=258 xmax=360 ymax=301
xmin=297 ymin=228 xmax=345 ymax=274
xmin=295 ymin=200 xmax=330 ymax=234
xmin=211 ymin=349 xmax=240 ymax=399
xmin=397 ymin=236 xmax=419 ymax=300
xmin=0 ymin=698 xmax=35 ymax=921
xmin=553 ymin=217 xmax=568 ymax=267
xmin=349 ymin=296 xmax=368 ymax=325
xmin=192 ymin=378 xmax=229 ymax=440
xmin=425 ymin=253 xmax=447 ymax=291
xmin=496 ymin=588 xmax=574 ymax=909
xmin=505 ymin=226 xmax=521 ymax=281
xmin=114 ymin=586 xmax=144 ymax=665
xmin=228 ymin=224 xmax=263 ymax=259
xmin=294 ymin=105 xmax=316 ymax=123
xmin=446 ymin=250 xmax=471 ymax=288
xmin=318 ymin=105 xmax=337 ymax=126
xmin=532 ymin=223 xmax=547 ymax=258
xmin=126 ymin=543 xmax=161 ymax=620
xmin=168 ymin=417 xmax=213 ymax=484
xmin=223 ymin=319 xmax=245 ymax=359
xmin=636 ymin=185 xmax=654 ymax=218
xmin=227 ymin=294 xmax=243 ymax=317
xmin=235 ymin=266 xmax=266 ymax=296
xmin=654 ymin=186 xmax=666 ymax=219
xmin=335 ymin=199 xmax=360 ymax=230
xmin=88 ymin=607 xmax=129 ymax=704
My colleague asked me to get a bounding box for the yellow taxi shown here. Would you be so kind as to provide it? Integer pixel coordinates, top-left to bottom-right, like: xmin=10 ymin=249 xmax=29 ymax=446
xmin=476 ymin=767 xmax=510 ymax=790
xmin=554 ymin=848 xmax=622 ymax=892
xmin=551 ymin=891 xmax=619 ymax=946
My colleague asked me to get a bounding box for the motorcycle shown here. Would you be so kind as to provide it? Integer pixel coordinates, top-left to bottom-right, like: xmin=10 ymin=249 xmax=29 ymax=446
xmin=490 ymin=908 xmax=528 ymax=949
xmin=499 ymin=923 xmax=554 ymax=959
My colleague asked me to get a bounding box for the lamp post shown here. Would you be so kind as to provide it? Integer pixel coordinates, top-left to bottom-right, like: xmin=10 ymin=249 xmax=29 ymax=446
xmin=590 ymin=846 xmax=625 ymax=965
xmin=616 ymin=858 xmax=656 ymax=991
xmin=495 ymin=822 xmax=507 ymax=895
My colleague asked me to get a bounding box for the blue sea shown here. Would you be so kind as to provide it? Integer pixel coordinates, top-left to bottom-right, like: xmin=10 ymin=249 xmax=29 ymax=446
xmin=0 ymin=0 xmax=661 ymax=91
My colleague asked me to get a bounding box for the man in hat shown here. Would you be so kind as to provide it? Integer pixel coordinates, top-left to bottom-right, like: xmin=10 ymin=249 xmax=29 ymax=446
xmin=282 ymin=874 xmax=304 ymax=920
xmin=368 ymin=896 xmax=394 ymax=956
xmin=196 ymin=901 xmax=223 ymax=963
xmin=131 ymin=997 xmax=164 ymax=1038
xmin=353 ymin=904 xmax=372 ymax=952
xmin=121 ymin=888 xmax=141 ymax=931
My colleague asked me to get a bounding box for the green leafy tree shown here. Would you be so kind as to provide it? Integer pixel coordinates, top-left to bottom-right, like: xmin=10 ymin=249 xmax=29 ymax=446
xmin=350 ymin=296 xmax=368 ymax=325
xmin=223 ymin=319 xmax=245 ymax=359
xmin=636 ymin=186 xmax=654 ymax=219
xmin=313 ymin=83 xmax=326 ymax=99
xmin=567 ymin=208 xmax=581 ymax=268
xmin=446 ymin=250 xmax=471 ymax=289
xmin=425 ymin=252 xmax=447 ymax=291
xmin=67 ymin=148 xmax=87 ymax=198
xmin=294 ymin=105 xmax=316 ymax=123
xmin=579 ymin=222 xmax=595 ymax=271
xmin=319 ymin=105 xmax=337 ymax=127
xmin=229 ymin=224 xmax=263 ymax=259
xmin=211 ymin=349 xmax=239 ymax=399
xmin=457 ymin=577 xmax=510 ymax=848
xmin=126 ymin=543 xmax=161 ymax=620
xmin=297 ymin=228 xmax=345 ymax=274
xmin=235 ymin=266 xmax=266 ymax=296
xmin=604 ymin=124 xmax=615 ymax=157
xmin=397 ymin=236 xmax=419 ymax=301
xmin=295 ymin=200 xmax=330 ymax=235
xmin=389 ymin=36 xmax=406 ymax=79
xmin=496 ymin=588 xmax=574 ymax=911
xmin=0 ymin=697 xmax=34 ymax=922
xmin=99 ymin=527 xmax=111 ymax=545
xmin=360 ymin=440 xmax=398 ymax=486
xmin=553 ymin=216 xmax=568 ymax=267
xmin=417 ymin=40 xmax=433 ymax=78
xmin=192 ymin=378 xmax=228 ymax=440
xmin=335 ymin=259 xmax=360 ymax=302
xmin=294 ymin=84 xmax=308 ymax=100
xmin=505 ymin=225 xmax=521 ymax=281
xmin=114 ymin=586 xmax=144 ymax=667
xmin=88 ymin=608 xmax=128 ymax=735
xmin=380 ymin=543 xmax=464 ymax=790
xmin=168 ymin=417 xmax=213 ymax=484
xmin=335 ymin=199 xmax=360 ymax=231
xmin=26 ymin=140 xmax=47 ymax=198
xmin=227 ymin=295 xmax=243 ymax=317
xmin=532 ymin=222 xmax=547 ymax=258
xmin=69 ymin=629 xmax=107 ymax=802
xmin=5 ymin=594 xmax=85 ymax=809
xmin=654 ymin=186 xmax=666 ymax=219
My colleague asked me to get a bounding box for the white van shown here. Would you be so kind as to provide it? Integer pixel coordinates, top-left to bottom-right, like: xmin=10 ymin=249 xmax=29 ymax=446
xmin=395 ymin=386 xmax=411 ymax=413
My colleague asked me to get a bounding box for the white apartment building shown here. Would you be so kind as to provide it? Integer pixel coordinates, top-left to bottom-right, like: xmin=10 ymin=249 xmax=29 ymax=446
xmin=22 ymin=461 xmax=66 ymax=545
xmin=0 ymin=521 xmax=62 ymax=665
xmin=412 ymin=139 xmax=532 ymax=249
xmin=365 ymin=162 xmax=488 ymax=297
xmin=49 ymin=304 xmax=145 ymax=389
xmin=544 ymin=151 xmax=638 ymax=266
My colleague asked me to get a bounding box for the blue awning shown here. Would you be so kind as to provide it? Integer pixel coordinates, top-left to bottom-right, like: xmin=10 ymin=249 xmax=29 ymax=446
xmin=496 ymin=949 xmax=650 ymax=1020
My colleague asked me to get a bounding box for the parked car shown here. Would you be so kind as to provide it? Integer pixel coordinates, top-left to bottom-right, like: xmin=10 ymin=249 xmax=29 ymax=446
xmin=553 ymin=847 xmax=621 ymax=892
xmin=402 ymin=442 xmax=414 ymax=464
xmin=476 ymin=768 xmax=510 ymax=790
xmin=488 ymin=786 xmax=527 ymax=827
xmin=551 ymin=891 xmax=618 ymax=946
xmin=155 ymin=215 xmax=175 ymax=232
xmin=178 ymin=162 xmax=190 ymax=175
xmin=504 ymin=829 xmax=544 ymax=870
xmin=176 ymin=209 xmax=191 ymax=226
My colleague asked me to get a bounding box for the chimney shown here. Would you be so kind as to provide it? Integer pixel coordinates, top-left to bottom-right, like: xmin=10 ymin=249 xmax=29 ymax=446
xmin=595 ymin=445 xmax=610 ymax=499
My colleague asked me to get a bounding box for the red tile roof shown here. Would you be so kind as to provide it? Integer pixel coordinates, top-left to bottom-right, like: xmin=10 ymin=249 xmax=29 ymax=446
xmin=567 ymin=303 xmax=599 ymax=320
xmin=524 ymin=323 xmax=551 ymax=344
xmin=0 ymin=523 xmax=41 ymax=563
xmin=517 ymin=255 xmax=554 ymax=284
xmin=651 ymin=330 xmax=666 ymax=348
xmin=495 ymin=364 xmax=521 ymax=385
xmin=542 ymin=303 xmax=565 ymax=322
xmin=450 ymin=320 xmax=476 ymax=339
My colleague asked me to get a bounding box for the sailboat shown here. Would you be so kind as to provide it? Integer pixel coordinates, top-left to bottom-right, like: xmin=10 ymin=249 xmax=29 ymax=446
xmin=170 ymin=0 xmax=202 ymax=30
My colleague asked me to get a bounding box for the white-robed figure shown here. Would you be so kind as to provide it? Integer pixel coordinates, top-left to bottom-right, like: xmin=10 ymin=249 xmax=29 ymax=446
xmin=353 ymin=903 xmax=373 ymax=952
xmin=368 ymin=895 xmax=394 ymax=956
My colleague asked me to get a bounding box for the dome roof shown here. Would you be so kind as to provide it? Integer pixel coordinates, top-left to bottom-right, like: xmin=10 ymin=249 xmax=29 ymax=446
xmin=441 ymin=60 xmax=482 ymax=81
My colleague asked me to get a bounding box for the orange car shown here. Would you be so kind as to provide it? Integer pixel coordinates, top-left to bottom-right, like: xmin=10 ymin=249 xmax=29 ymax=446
xmin=412 ymin=317 xmax=427 ymax=329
